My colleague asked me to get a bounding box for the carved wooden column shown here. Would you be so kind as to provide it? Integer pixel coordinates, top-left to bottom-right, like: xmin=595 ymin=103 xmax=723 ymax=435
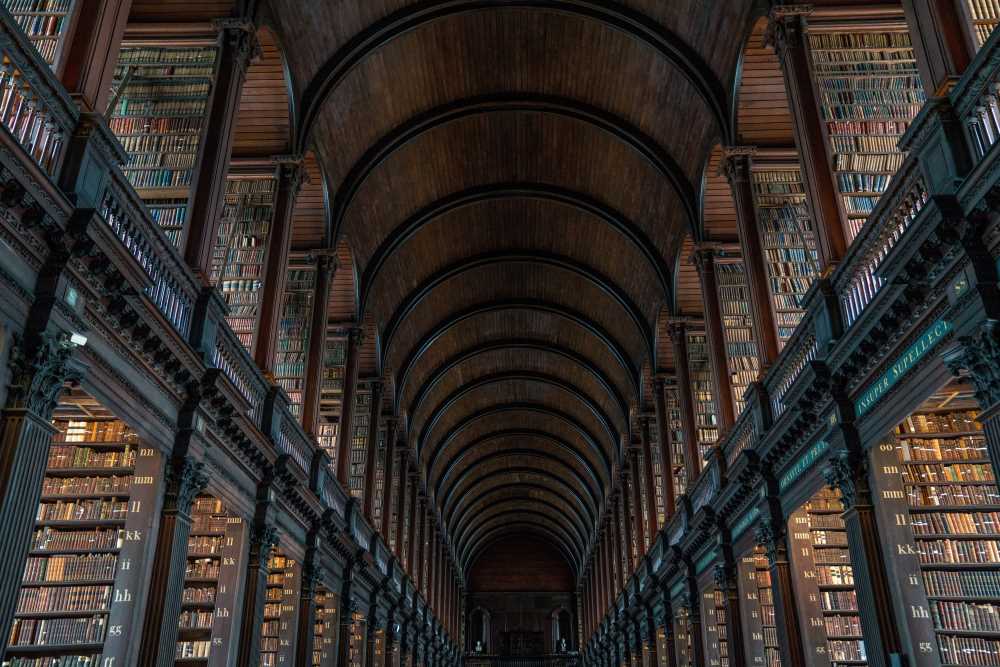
xmin=395 ymin=451 xmax=411 ymax=559
xmin=58 ymin=0 xmax=132 ymax=111
xmin=620 ymin=474 xmax=636 ymax=573
xmin=658 ymin=587 xmax=678 ymax=667
xmin=337 ymin=559 xmax=357 ymax=667
xmin=414 ymin=495 xmax=426 ymax=590
xmin=183 ymin=19 xmax=260 ymax=280
xmin=336 ymin=327 xmax=365 ymax=484
xmin=365 ymin=590 xmax=380 ymax=667
xmin=765 ymin=5 xmax=847 ymax=269
xmin=683 ymin=580 xmax=704 ymax=667
xmin=302 ymin=253 xmax=336 ymax=435
xmin=692 ymin=246 xmax=736 ymax=429
xmin=945 ymin=321 xmax=1000 ymax=474
xmin=362 ymin=381 xmax=385 ymax=519
xmin=613 ymin=494 xmax=627 ymax=589
xmin=721 ymin=147 xmax=780 ymax=366
xmin=381 ymin=417 xmax=399 ymax=537
xmin=295 ymin=536 xmax=322 ymax=667
xmin=235 ymin=515 xmax=277 ymax=667
xmin=628 ymin=445 xmax=647 ymax=551
xmin=651 ymin=379 xmax=676 ymax=518
xmin=136 ymin=454 xmax=209 ymax=666
xmin=667 ymin=323 xmax=702 ymax=481
xmin=644 ymin=604 xmax=660 ymax=667
xmin=713 ymin=560 xmax=746 ymax=667
xmin=407 ymin=470 xmax=419 ymax=571
xmin=903 ymin=0 xmax=975 ymax=95
xmin=824 ymin=447 xmax=904 ymax=667
xmin=754 ymin=506 xmax=807 ymax=667
xmin=254 ymin=156 xmax=306 ymax=372
xmin=597 ymin=527 xmax=609 ymax=614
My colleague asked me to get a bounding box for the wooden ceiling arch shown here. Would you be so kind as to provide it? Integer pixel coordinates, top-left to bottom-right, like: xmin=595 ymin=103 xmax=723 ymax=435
xmin=454 ymin=505 xmax=587 ymax=565
xmin=465 ymin=524 xmax=581 ymax=576
xmin=452 ymin=496 xmax=589 ymax=555
xmin=460 ymin=514 xmax=583 ymax=571
xmin=449 ymin=483 xmax=592 ymax=545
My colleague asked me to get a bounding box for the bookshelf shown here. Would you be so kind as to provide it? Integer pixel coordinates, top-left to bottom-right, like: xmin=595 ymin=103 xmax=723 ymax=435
xmin=750 ymin=166 xmax=818 ymax=347
xmin=963 ymin=0 xmax=1000 ymax=49
xmin=646 ymin=418 xmax=667 ymax=529
xmin=210 ymin=173 xmax=277 ymax=352
xmin=807 ymin=29 xmax=926 ymax=240
xmin=108 ymin=43 xmax=217 ymax=248
xmin=313 ymin=586 xmax=337 ymax=666
xmin=701 ymin=585 xmax=729 ymax=667
xmin=387 ymin=447 xmax=401 ymax=553
xmin=175 ymin=495 xmax=244 ymax=665
xmin=2 ymin=0 xmax=74 ymax=66
xmin=674 ymin=602 xmax=694 ymax=667
xmin=371 ymin=423 xmax=387 ymax=528
xmin=788 ymin=488 xmax=868 ymax=667
xmin=686 ymin=331 xmax=720 ymax=465
xmin=885 ymin=399 xmax=1000 ymax=664
xmin=665 ymin=385 xmax=688 ymax=502
xmin=318 ymin=335 xmax=348 ymax=469
xmin=715 ymin=260 xmax=760 ymax=413
xmin=8 ymin=412 xmax=159 ymax=666
xmin=347 ymin=387 xmax=372 ymax=501
xmin=275 ymin=259 xmax=316 ymax=419
xmin=736 ymin=549 xmax=781 ymax=667
xmin=261 ymin=549 xmax=299 ymax=667
xmin=348 ymin=611 xmax=366 ymax=667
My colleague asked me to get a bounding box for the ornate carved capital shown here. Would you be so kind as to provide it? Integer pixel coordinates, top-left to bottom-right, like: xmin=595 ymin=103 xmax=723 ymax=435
xmin=348 ymin=326 xmax=366 ymax=347
xmin=763 ymin=5 xmax=813 ymax=55
xmin=166 ymin=457 xmax=209 ymax=515
xmin=302 ymin=559 xmax=324 ymax=589
xmin=213 ymin=18 xmax=261 ymax=78
xmin=666 ymin=321 xmax=687 ymax=344
xmin=315 ymin=252 xmax=338 ymax=277
xmin=823 ymin=449 xmax=869 ymax=508
xmin=6 ymin=333 xmax=78 ymax=417
xmin=272 ymin=154 xmax=308 ymax=195
xmin=720 ymin=146 xmax=756 ymax=185
xmin=754 ymin=519 xmax=785 ymax=566
xmin=945 ymin=320 xmax=1000 ymax=411
xmin=250 ymin=522 xmax=278 ymax=556
xmin=713 ymin=562 xmax=732 ymax=590
xmin=690 ymin=245 xmax=718 ymax=274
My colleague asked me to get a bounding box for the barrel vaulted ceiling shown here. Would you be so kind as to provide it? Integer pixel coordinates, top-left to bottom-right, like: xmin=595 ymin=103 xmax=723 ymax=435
xmin=262 ymin=0 xmax=757 ymax=581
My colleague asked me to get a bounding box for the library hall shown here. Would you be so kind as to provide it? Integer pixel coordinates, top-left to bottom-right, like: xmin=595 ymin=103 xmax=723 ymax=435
xmin=3 ymin=0 xmax=1000 ymax=666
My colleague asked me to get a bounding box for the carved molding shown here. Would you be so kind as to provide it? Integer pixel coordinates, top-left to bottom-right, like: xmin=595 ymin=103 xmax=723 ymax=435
xmin=5 ymin=333 xmax=78 ymax=417
xmin=945 ymin=320 xmax=1000 ymax=411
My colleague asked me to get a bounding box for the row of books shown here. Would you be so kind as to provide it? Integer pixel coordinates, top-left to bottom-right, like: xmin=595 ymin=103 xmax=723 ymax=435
xmin=23 ymin=555 xmax=117 ymax=583
xmin=186 ymin=558 xmax=220 ymax=580
xmin=8 ymin=617 xmax=106 ymax=646
xmin=116 ymin=133 xmax=199 ymax=154
xmin=909 ymin=483 xmax=1000 ymax=507
xmin=108 ymin=116 xmax=203 ymax=137
xmin=837 ymin=173 xmax=892 ymax=193
xmin=917 ymin=538 xmax=1000 ymax=564
xmin=124 ymin=152 xmax=196 ymax=169
xmin=903 ymin=462 xmax=995 ymax=483
xmin=900 ymin=411 xmax=983 ymax=434
xmin=931 ymin=600 xmax=1000 ymax=632
xmin=178 ymin=610 xmax=213 ymax=630
xmin=117 ymin=46 xmax=217 ymax=66
xmin=41 ymin=476 xmax=130 ymax=497
xmin=120 ymin=167 xmax=193 ymax=190
xmin=54 ymin=421 xmax=134 ymax=444
xmin=37 ymin=500 xmax=127 ymax=523
xmin=47 ymin=446 xmax=134 ymax=470
xmin=112 ymin=81 xmax=210 ymax=98
xmin=30 ymin=528 xmax=123 ymax=553
xmin=937 ymin=635 xmax=1000 ymax=665
xmin=16 ymin=585 xmax=111 ymax=614
xmin=911 ymin=511 xmax=1000 ymax=535
xmin=181 ymin=586 xmax=216 ymax=604
xmin=967 ymin=0 xmax=1000 ymax=21
xmin=188 ymin=535 xmax=224 ymax=554
xmin=824 ymin=614 xmax=862 ymax=638
xmin=176 ymin=641 xmax=212 ymax=659
xmin=923 ymin=569 xmax=1000 ymax=597
xmin=898 ymin=437 xmax=988 ymax=462
xmin=820 ymin=590 xmax=859 ymax=612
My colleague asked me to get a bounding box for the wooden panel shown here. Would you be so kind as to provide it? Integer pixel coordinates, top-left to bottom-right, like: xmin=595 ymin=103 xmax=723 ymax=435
xmin=468 ymin=539 xmax=575 ymax=592
xmin=701 ymin=146 xmax=738 ymax=241
xmin=737 ymin=17 xmax=794 ymax=146
xmin=127 ymin=0 xmax=235 ymax=22
xmin=233 ymin=29 xmax=291 ymax=158
xmin=328 ymin=240 xmax=357 ymax=324
xmin=290 ymin=153 xmax=327 ymax=249
xmin=675 ymin=235 xmax=702 ymax=316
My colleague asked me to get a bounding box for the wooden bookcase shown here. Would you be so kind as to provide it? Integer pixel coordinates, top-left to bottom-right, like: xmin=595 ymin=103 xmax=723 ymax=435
xmin=261 ymin=549 xmax=300 ymax=667
xmin=673 ymin=601 xmax=695 ymax=667
xmin=347 ymin=386 xmax=372 ymax=501
xmin=108 ymin=40 xmax=218 ymax=248
xmin=313 ymin=586 xmax=337 ymax=666
xmin=348 ymin=611 xmax=366 ymax=667
xmin=210 ymin=170 xmax=278 ymax=352
xmin=645 ymin=418 xmax=667 ymax=529
xmin=1 ymin=0 xmax=75 ymax=66
xmin=665 ymin=384 xmax=688 ymax=502
xmin=715 ymin=260 xmax=760 ymax=413
xmin=686 ymin=331 xmax=720 ymax=465
xmin=700 ymin=583 xmax=729 ymax=667
xmin=8 ymin=398 xmax=160 ymax=666
xmin=962 ymin=0 xmax=1000 ymax=49
xmin=788 ymin=488 xmax=868 ymax=667
xmin=175 ymin=496 xmax=245 ymax=665
xmin=750 ymin=164 xmax=818 ymax=348
xmin=806 ymin=27 xmax=926 ymax=240
xmin=275 ymin=258 xmax=316 ymax=419
xmin=371 ymin=423 xmax=387 ymax=528
xmin=318 ymin=334 xmax=348 ymax=469
xmin=736 ymin=547 xmax=781 ymax=667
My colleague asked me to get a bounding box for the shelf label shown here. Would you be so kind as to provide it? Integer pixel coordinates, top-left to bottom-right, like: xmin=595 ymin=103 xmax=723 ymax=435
xmin=855 ymin=318 xmax=952 ymax=417
xmin=778 ymin=440 xmax=830 ymax=492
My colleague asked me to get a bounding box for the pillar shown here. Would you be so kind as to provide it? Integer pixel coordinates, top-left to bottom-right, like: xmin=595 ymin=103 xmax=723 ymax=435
xmin=691 ymin=246 xmax=736 ymax=428
xmin=644 ymin=605 xmax=660 ymax=667
xmin=58 ymin=0 xmax=132 ymax=111
xmin=658 ymin=589 xmax=678 ymax=667
xmin=235 ymin=518 xmax=278 ymax=667
xmin=136 ymin=455 xmax=209 ymax=666
xmin=302 ymin=253 xmax=336 ymax=435
xmin=620 ymin=474 xmax=636 ymax=573
xmin=254 ymin=156 xmax=306 ymax=371
xmin=721 ymin=147 xmax=780 ymax=366
xmin=183 ymin=20 xmax=260 ymax=280
xmin=407 ymin=471 xmax=419 ymax=571
xmin=395 ymin=451 xmax=410 ymax=559
xmin=903 ymin=0 xmax=975 ymax=96
xmin=336 ymin=326 xmax=364 ymax=484
xmin=365 ymin=592 xmax=379 ymax=667
xmin=628 ymin=446 xmax=647 ymax=551
xmin=362 ymin=380 xmax=385 ymax=519
xmin=651 ymin=380 xmax=676 ymax=518
xmin=713 ymin=561 xmax=746 ymax=667
xmin=824 ymin=447 xmax=904 ymax=667
xmin=381 ymin=418 xmax=399 ymax=537
xmin=766 ymin=5 xmax=847 ymax=268
xmin=667 ymin=323 xmax=702 ymax=481
xmin=295 ymin=538 xmax=322 ymax=667
xmin=754 ymin=509 xmax=807 ymax=667
xmin=337 ymin=560 xmax=357 ymax=667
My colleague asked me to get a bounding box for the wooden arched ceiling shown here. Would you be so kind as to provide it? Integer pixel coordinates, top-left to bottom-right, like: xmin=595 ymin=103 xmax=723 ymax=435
xmin=267 ymin=0 xmax=754 ymax=578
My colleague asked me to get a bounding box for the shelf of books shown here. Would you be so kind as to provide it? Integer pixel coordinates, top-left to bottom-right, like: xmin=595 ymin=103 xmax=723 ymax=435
xmin=867 ymin=383 xmax=1000 ymax=666
xmin=318 ymin=335 xmax=348 ymax=467
xmin=175 ymin=495 xmax=245 ymax=665
xmin=686 ymin=331 xmax=720 ymax=468
xmin=2 ymin=0 xmax=75 ymax=66
xmin=736 ymin=548 xmax=781 ymax=667
xmin=673 ymin=601 xmax=694 ymax=667
xmin=8 ymin=396 xmax=161 ymax=666
xmin=108 ymin=41 xmax=218 ymax=248
xmin=750 ymin=165 xmax=818 ymax=347
xmin=371 ymin=423 xmax=387 ymax=529
xmin=209 ymin=172 xmax=277 ymax=352
xmin=313 ymin=586 xmax=337 ymax=666
xmin=806 ymin=27 xmax=926 ymax=240
xmin=276 ymin=259 xmax=316 ymax=419
xmin=963 ymin=0 xmax=1000 ymax=49
xmin=348 ymin=611 xmax=366 ymax=667
xmin=787 ymin=488 xmax=868 ymax=667
xmin=386 ymin=447 xmax=401 ymax=554
xmin=700 ymin=583 xmax=729 ymax=667
xmin=347 ymin=387 xmax=372 ymax=501
xmin=261 ymin=549 xmax=300 ymax=667
xmin=645 ymin=417 xmax=667 ymax=529
xmin=664 ymin=384 xmax=688 ymax=502
xmin=715 ymin=260 xmax=760 ymax=414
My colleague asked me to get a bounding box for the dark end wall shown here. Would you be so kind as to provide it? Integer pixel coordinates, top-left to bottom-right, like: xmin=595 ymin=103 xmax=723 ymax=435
xmin=468 ymin=536 xmax=574 ymax=592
